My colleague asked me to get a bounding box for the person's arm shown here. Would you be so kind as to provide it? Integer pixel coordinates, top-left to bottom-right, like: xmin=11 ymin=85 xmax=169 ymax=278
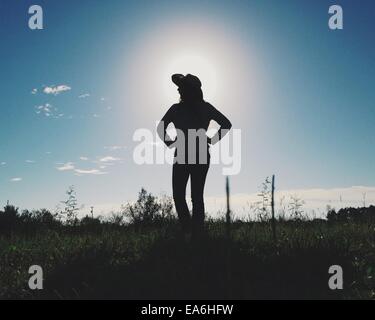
xmin=207 ymin=103 xmax=232 ymax=145
xmin=157 ymin=105 xmax=176 ymax=148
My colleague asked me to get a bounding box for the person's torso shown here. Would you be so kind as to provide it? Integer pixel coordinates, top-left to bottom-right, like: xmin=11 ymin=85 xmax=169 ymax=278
xmin=172 ymin=102 xmax=212 ymax=165
xmin=172 ymin=101 xmax=212 ymax=132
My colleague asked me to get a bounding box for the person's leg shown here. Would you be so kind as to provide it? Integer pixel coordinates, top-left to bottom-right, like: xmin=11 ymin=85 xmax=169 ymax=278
xmin=172 ymin=163 xmax=191 ymax=233
xmin=190 ymin=164 xmax=209 ymax=236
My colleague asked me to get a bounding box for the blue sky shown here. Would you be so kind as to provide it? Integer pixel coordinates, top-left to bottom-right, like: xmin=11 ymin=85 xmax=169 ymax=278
xmin=0 ymin=0 xmax=374 ymax=216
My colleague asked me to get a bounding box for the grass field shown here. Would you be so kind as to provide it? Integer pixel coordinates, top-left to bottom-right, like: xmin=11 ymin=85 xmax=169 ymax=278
xmin=1 ymin=218 xmax=374 ymax=300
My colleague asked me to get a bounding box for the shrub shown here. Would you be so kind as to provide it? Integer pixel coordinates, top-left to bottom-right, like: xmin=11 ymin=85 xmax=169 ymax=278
xmin=0 ymin=204 xmax=20 ymax=234
xmin=121 ymin=188 xmax=176 ymax=225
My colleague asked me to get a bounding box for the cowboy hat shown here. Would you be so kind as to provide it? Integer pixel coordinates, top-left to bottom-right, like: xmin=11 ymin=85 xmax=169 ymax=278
xmin=171 ymin=74 xmax=202 ymax=89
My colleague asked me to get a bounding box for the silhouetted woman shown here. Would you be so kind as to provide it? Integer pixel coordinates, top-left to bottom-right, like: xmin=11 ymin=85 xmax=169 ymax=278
xmin=157 ymin=74 xmax=232 ymax=237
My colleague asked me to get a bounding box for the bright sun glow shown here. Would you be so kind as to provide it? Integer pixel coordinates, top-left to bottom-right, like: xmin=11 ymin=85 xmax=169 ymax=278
xmin=124 ymin=19 xmax=260 ymax=121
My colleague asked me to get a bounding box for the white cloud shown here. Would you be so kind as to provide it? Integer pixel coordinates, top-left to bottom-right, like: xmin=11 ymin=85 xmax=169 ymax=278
xmin=80 ymin=156 xmax=89 ymax=161
xmin=71 ymin=186 xmax=375 ymax=218
xmin=35 ymin=104 xmax=64 ymax=119
xmin=99 ymin=156 xmax=121 ymax=163
xmin=0 ymin=162 xmax=6 ymax=166
xmin=56 ymin=162 xmax=75 ymax=171
xmin=25 ymin=160 xmax=36 ymax=163
xmin=11 ymin=177 xmax=22 ymax=182
xmin=31 ymin=88 xmax=38 ymax=94
xmin=204 ymin=186 xmax=375 ymax=219
xmin=93 ymin=114 xmax=100 ymax=118
xmin=74 ymin=169 xmax=107 ymax=175
xmin=43 ymin=85 xmax=71 ymax=95
xmin=78 ymin=93 xmax=90 ymax=99
xmin=104 ymin=146 xmax=126 ymax=151
xmin=56 ymin=161 xmax=107 ymax=176
xmin=35 ymin=103 xmax=53 ymax=115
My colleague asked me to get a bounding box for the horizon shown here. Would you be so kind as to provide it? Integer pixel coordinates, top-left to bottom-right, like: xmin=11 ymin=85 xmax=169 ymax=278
xmin=2 ymin=184 xmax=374 ymax=221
